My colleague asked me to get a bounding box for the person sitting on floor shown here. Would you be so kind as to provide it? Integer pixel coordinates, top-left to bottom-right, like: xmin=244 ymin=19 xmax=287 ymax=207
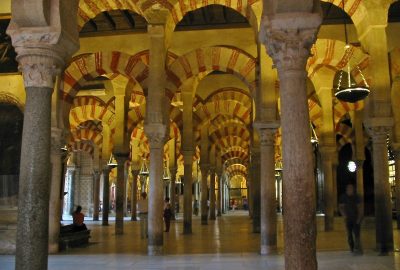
xmin=72 ymin=205 xmax=87 ymax=231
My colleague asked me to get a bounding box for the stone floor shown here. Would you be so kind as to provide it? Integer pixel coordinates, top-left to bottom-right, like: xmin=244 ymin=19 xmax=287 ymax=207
xmin=1 ymin=211 xmax=400 ymax=269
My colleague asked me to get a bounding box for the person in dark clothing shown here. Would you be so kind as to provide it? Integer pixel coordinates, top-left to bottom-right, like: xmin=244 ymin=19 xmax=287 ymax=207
xmin=339 ymin=184 xmax=363 ymax=254
xmin=163 ymin=198 xmax=172 ymax=232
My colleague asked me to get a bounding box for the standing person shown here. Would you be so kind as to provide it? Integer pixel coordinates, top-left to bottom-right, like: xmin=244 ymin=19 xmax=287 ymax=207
xmin=137 ymin=192 xmax=148 ymax=239
xmin=339 ymin=184 xmax=363 ymax=254
xmin=72 ymin=205 xmax=87 ymax=231
xmin=163 ymin=198 xmax=172 ymax=232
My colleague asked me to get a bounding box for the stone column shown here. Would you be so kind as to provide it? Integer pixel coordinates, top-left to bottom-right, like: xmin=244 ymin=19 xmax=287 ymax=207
xmin=200 ymin=164 xmax=209 ymax=225
xmin=131 ymin=169 xmax=139 ymax=221
xmin=366 ymin=123 xmax=394 ymax=254
xmin=209 ymin=167 xmax=216 ymax=220
xmin=332 ymin=158 xmax=339 ymax=215
xmin=170 ymin=167 xmax=177 ymax=220
xmin=66 ymin=165 xmax=76 ymax=215
xmin=393 ymin=147 xmax=400 ymax=229
xmin=251 ymin=150 xmax=261 ymax=233
xmin=217 ymin=173 xmax=222 ymax=217
xmin=102 ymin=166 xmax=111 ymax=226
xmin=93 ymin=170 xmax=101 ymax=221
xmin=8 ymin=17 xmax=78 ymax=269
xmin=145 ymin=129 xmax=166 ymax=255
xmin=260 ymin=13 xmax=321 ymax=269
xmin=355 ymin=159 xmax=365 ymax=215
xmin=183 ymin=151 xmax=194 ymax=233
xmin=114 ymin=153 xmax=129 ymax=234
xmin=48 ymin=128 xmax=65 ymax=254
xmin=256 ymin=125 xmax=278 ymax=255
xmin=320 ymin=145 xmax=336 ymax=231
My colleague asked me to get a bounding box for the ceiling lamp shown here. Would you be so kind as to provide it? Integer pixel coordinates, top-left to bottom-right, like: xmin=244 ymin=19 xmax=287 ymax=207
xmin=334 ymin=0 xmax=370 ymax=103
xmin=163 ymin=161 xmax=171 ymax=182
xmin=139 ymin=158 xmax=149 ymax=176
xmin=310 ymin=123 xmax=318 ymax=144
xmin=107 ymin=153 xmax=117 ymax=169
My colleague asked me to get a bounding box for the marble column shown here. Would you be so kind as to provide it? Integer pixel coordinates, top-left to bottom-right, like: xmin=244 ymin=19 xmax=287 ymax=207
xmin=256 ymin=125 xmax=278 ymax=255
xmin=183 ymin=151 xmax=194 ymax=233
xmin=170 ymin=167 xmax=178 ymax=220
xmin=217 ymin=173 xmax=222 ymax=217
xmin=209 ymin=168 xmax=216 ymax=220
xmin=367 ymin=124 xmax=394 ymax=254
xmin=131 ymin=170 xmax=139 ymax=221
xmin=114 ymin=153 xmax=129 ymax=235
xmin=320 ymin=145 xmax=336 ymax=231
xmin=48 ymin=128 xmax=65 ymax=254
xmin=93 ymin=170 xmax=101 ymax=221
xmin=200 ymin=164 xmax=209 ymax=225
xmin=393 ymin=147 xmax=400 ymax=229
xmin=102 ymin=166 xmax=111 ymax=226
xmin=260 ymin=13 xmax=321 ymax=269
xmin=355 ymin=159 xmax=365 ymax=215
xmin=251 ymin=150 xmax=261 ymax=233
xmin=146 ymin=131 xmax=166 ymax=255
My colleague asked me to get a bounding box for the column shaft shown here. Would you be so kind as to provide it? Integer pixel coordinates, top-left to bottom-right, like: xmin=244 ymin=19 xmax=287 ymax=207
xmin=93 ymin=171 xmax=100 ymax=221
xmin=102 ymin=167 xmax=111 ymax=226
xmin=369 ymin=127 xmax=393 ymax=253
xmin=148 ymin=146 xmax=164 ymax=254
xmin=209 ymin=169 xmax=216 ymax=220
xmin=48 ymin=129 xmax=64 ymax=254
xmin=115 ymin=153 xmax=128 ymax=235
xmin=257 ymin=127 xmax=278 ymax=255
xmin=251 ymin=151 xmax=261 ymax=233
xmin=170 ymin=168 xmax=177 ymax=220
xmin=217 ymin=174 xmax=222 ymax=216
xmin=394 ymin=151 xmax=400 ymax=229
xmin=16 ymin=86 xmax=53 ymax=270
xmin=183 ymin=154 xmax=193 ymax=233
xmin=320 ymin=147 xmax=335 ymax=231
xmin=200 ymin=166 xmax=209 ymax=225
xmin=131 ymin=170 xmax=139 ymax=221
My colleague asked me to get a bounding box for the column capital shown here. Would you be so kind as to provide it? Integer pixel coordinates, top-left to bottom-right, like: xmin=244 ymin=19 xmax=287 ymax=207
xmin=364 ymin=117 xmax=393 ymax=143
xmin=259 ymin=13 xmax=321 ymax=72
xmin=144 ymin=123 xmax=167 ymax=149
xmin=255 ymin=124 xmax=279 ymax=147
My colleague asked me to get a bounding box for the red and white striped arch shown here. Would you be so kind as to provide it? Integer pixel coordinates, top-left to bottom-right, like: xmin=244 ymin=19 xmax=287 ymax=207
xmin=167 ymin=46 xmax=256 ymax=94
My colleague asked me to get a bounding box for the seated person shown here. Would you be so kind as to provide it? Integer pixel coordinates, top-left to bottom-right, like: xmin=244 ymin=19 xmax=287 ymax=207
xmin=72 ymin=205 xmax=87 ymax=231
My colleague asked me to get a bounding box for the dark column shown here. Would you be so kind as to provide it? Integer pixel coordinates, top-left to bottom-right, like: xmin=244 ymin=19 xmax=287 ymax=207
xmin=114 ymin=153 xmax=129 ymax=234
xmin=209 ymin=168 xmax=216 ymax=220
xmin=102 ymin=167 xmax=111 ymax=226
xmin=131 ymin=169 xmax=139 ymax=221
xmin=251 ymin=150 xmax=261 ymax=233
xmin=200 ymin=164 xmax=209 ymax=225
xmin=93 ymin=170 xmax=101 ymax=221
xmin=183 ymin=151 xmax=193 ymax=233
xmin=170 ymin=167 xmax=177 ymax=220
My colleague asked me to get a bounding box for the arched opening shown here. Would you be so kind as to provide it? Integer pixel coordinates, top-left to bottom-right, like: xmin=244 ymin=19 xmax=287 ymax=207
xmin=388 ymin=1 xmax=400 ymax=23
xmin=80 ymin=10 xmax=148 ymax=36
xmin=0 ymin=103 xmax=23 ymax=208
xmin=175 ymin=4 xmax=250 ymax=31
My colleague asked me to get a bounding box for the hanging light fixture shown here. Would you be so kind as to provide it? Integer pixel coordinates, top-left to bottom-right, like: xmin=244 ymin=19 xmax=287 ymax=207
xmin=334 ymin=0 xmax=370 ymax=103
xmin=163 ymin=161 xmax=171 ymax=182
xmin=107 ymin=153 xmax=117 ymax=168
xmin=310 ymin=122 xmax=318 ymax=144
xmin=139 ymin=158 xmax=149 ymax=176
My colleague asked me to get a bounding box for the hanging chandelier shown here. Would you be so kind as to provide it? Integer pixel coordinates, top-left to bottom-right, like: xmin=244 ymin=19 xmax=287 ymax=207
xmin=334 ymin=0 xmax=370 ymax=103
xmin=107 ymin=153 xmax=117 ymax=168
xmin=139 ymin=158 xmax=149 ymax=176
xmin=163 ymin=161 xmax=171 ymax=181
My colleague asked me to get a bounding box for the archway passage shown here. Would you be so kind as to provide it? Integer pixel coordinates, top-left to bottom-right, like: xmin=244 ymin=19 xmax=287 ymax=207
xmin=0 ymin=103 xmax=23 ymax=207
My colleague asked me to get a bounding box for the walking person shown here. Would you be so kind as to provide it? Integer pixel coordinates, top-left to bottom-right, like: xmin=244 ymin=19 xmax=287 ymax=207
xmin=339 ymin=184 xmax=363 ymax=254
xmin=137 ymin=192 xmax=148 ymax=239
xmin=163 ymin=198 xmax=172 ymax=232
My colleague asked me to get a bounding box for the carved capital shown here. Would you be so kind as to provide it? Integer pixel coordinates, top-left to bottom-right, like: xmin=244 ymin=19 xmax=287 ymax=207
xmin=259 ymin=128 xmax=278 ymax=147
xmin=259 ymin=13 xmax=321 ymax=72
xmin=367 ymin=126 xmax=390 ymax=144
xmin=144 ymin=123 xmax=167 ymax=149
xmin=113 ymin=152 xmax=130 ymax=164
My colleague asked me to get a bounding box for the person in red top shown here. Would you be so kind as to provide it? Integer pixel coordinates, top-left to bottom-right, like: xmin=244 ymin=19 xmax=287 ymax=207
xmin=73 ymin=205 xmax=87 ymax=231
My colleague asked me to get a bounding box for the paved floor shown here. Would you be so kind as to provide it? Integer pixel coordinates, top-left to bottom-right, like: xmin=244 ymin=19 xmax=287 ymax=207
xmin=1 ymin=211 xmax=400 ymax=269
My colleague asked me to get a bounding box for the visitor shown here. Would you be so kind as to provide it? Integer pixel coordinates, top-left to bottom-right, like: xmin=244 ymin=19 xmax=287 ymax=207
xmin=339 ymin=184 xmax=363 ymax=255
xmin=72 ymin=205 xmax=87 ymax=231
xmin=193 ymin=199 xmax=199 ymax=216
xmin=137 ymin=192 xmax=148 ymax=239
xmin=163 ymin=198 xmax=172 ymax=232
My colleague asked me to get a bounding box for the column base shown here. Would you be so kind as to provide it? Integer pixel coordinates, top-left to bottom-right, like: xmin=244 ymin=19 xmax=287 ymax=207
xmin=131 ymin=217 xmax=137 ymax=221
xmin=48 ymin=243 xmax=59 ymax=254
xmin=148 ymin=245 xmax=163 ymax=256
xmin=183 ymin=222 xmax=192 ymax=234
xmin=260 ymin=245 xmax=277 ymax=255
xmin=102 ymin=222 xmax=109 ymax=226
